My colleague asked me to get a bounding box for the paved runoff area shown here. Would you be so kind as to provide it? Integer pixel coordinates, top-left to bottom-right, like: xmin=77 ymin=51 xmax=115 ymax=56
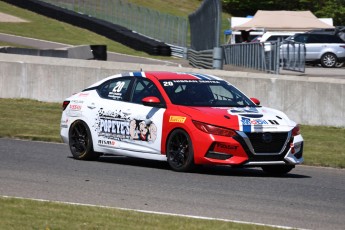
xmin=0 ymin=12 xmax=28 ymax=22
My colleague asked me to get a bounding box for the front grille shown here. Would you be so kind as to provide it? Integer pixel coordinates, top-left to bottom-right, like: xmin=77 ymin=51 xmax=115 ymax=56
xmin=245 ymin=132 xmax=289 ymax=153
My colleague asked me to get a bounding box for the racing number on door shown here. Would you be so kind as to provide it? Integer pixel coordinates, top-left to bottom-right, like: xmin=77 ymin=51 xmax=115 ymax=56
xmin=163 ymin=81 xmax=173 ymax=87
xmin=112 ymin=81 xmax=125 ymax=93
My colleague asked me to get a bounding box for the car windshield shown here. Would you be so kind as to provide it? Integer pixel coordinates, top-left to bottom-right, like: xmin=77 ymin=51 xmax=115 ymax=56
xmin=160 ymin=79 xmax=256 ymax=107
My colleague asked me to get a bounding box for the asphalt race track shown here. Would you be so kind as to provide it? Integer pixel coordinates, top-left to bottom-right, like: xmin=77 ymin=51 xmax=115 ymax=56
xmin=0 ymin=138 xmax=344 ymax=230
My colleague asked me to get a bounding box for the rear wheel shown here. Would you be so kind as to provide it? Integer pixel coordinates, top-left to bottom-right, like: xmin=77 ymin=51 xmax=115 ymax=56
xmin=320 ymin=53 xmax=337 ymax=68
xmin=69 ymin=120 xmax=100 ymax=160
xmin=166 ymin=129 xmax=194 ymax=172
xmin=261 ymin=165 xmax=294 ymax=176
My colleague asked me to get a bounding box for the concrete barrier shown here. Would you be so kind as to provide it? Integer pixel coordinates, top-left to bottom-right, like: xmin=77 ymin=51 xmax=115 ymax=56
xmin=0 ymin=45 xmax=102 ymax=60
xmin=0 ymin=53 xmax=344 ymax=127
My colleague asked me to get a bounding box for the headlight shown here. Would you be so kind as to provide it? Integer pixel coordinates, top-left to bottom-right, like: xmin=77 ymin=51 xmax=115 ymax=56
xmin=292 ymin=124 xmax=300 ymax=136
xmin=192 ymin=120 xmax=236 ymax=137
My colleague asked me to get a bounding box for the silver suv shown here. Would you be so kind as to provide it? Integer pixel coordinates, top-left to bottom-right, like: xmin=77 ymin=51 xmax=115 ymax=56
xmin=287 ymin=33 xmax=345 ymax=68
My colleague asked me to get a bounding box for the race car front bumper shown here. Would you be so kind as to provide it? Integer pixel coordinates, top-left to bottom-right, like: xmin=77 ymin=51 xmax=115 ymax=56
xmin=197 ymin=130 xmax=304 ymax=166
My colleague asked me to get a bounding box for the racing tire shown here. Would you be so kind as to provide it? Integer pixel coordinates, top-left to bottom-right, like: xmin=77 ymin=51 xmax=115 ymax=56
xmin=166 ymin=129 xmax=195 ymax=172
xmin=261 ymin=165 xmax=294 ymax=176
xmin=320 ymin=53 xmax=337 ymax=68
xmin=69 ymin=120 xmax=100 ymax=160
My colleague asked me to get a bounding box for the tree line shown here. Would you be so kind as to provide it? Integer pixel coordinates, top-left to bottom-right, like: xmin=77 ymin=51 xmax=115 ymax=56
xmin=222 ymin=0 xmax=345 ymax=26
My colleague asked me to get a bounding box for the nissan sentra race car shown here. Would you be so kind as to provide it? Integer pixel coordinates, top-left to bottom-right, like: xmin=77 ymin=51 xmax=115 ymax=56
xmin=60 ymin=71 xmax=303 ymax=175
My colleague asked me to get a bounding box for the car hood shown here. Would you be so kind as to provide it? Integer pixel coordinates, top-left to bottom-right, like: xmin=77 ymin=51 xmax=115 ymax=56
xmin=178 ymin=106 xmax=295 ymax=133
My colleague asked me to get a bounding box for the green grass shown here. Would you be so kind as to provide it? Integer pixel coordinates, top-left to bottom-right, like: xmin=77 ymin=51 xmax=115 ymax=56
xmin=0 ymin=1 xmax=231 ymax=56
xmin=0 ymin=98 xmax=344 ymax=169
xmin=0 ymin=98 xmax=61 ymax=142
xmin=0 ymin=197 xmax=281 ymax=230
xmin=301 ymin=125 xmax=345 ymax=168
xmin=0 ymin=1 xmax=164 ymax=58
xmin=0 ymin=41 xmax=34 ymax=48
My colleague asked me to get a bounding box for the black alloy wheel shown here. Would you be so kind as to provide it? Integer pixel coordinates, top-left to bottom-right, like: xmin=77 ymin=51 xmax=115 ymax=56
xmin=167 ymin=129 xmax=195 ymax=172
xmin=69 ymin=120 xmax=99 ymax=160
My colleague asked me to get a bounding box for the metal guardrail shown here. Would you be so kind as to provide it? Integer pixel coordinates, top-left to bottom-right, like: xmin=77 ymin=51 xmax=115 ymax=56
xmin=281 ymin=41 xmax=306 ymax=72
xmin=222 ymin=42 xmax=271 ymax=73
xmin=187 ymin=49 xmax=213 ymax=69
xmin=40 ymin=0 xmax=188 ymax=47
xmin=222 ymin=41 xmax=305 ymax=74
xmin=168 ymin=44 xmax=187 ymax=59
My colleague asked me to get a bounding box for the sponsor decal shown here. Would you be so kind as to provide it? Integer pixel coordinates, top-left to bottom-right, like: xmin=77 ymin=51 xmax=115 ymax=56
xmin=130 ymin=119 xmax=157 ymax=142
xmin=108 ymin=81 xmax=126 ymax=100
xmin=216 ymin=143 xmax=238 ymax=150
xmin=78 ymin=92 xmax=89 ymax=97
xmin=169 ymin=116 xmax=186 ymax=123
xmin=254 ymin=126 xmax=278 ymax=131
xmin=98 ymin=139 xmax=116 ymax=146
xmin=60 ymin=118 xmax=69 ymax=128
xmin=66 ymin=110 xmax=82 ymax=117
xmin=166 ymin=80 xmax=220 ymax=84
xmin=241 ymin=117 xmax=268 ymax=125
xmin=172 ymin=80 xmax=198 ymax=83
xmin=70 ymin=104 xmax=82 ymax=111
xmin=228 ymin=107 xmax=259 ymax=114
xmin=71 ymin=100 xmax=84 ymax=104
xmin=94 ymin=108 xmax=157 ymax=142
xmin=241 ymin=117 xmax=251 ymax=132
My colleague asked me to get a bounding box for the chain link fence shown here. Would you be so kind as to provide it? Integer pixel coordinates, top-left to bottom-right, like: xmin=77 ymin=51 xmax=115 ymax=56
xmin=188 ymin=0 xmax=222 ymax=69
xmin=188 ymin=0 xmax=221 ymax=51
xmin=40 ymin=0 xmax=188 ymax=47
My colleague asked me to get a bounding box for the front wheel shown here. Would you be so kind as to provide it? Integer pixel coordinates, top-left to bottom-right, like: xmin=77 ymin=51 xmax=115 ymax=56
xmin=261 ymin=165 xmax=295 ymax=176
xmin=320 ymin=53 xmax=337 ymax=68
xmin=166 ymin=129 xmax=195 ymax=172
xmin=69 ymin=120 xmax=100 ymax=160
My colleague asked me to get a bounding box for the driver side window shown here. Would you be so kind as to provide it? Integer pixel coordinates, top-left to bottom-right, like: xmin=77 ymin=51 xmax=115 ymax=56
xmin=98 ymin=78 xmax=132 ymax=101
xmin=131 ymin=79 xmax=163 ymax=104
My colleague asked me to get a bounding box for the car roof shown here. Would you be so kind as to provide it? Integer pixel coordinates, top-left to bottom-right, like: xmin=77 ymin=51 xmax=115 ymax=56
xmin=86 ymin=71 xmax=224 ymax=89
xmin=144 ymin=71 xmax=223 ymax=81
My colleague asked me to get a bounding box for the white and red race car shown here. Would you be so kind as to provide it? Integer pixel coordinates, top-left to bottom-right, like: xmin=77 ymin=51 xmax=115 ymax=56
xmin=60 ymin=71 xmax=303 ymax=175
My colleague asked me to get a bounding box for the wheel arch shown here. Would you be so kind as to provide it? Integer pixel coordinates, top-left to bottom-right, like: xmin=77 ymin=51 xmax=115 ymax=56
xmin=68 ymin=119 xmax=100 ymax=160
xmin=164 ymin=127 xmax=190 ymax=155
xmin=165 ymin=127 xmax=195 ymax=172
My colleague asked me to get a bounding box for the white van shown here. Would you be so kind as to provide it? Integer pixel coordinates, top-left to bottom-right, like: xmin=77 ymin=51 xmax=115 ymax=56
xmin=253 ymin=32 xmax=297 ymax=42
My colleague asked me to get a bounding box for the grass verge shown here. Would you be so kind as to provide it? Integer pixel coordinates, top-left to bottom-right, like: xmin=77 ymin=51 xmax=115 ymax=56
xmin=0 ymin=1 xmax=231 ymax=56
xmin=0 ymin=197 xmax=281 ymax=230
xmin=0 ymin=98 xmax=344 ymax=168
xmin=0 ymin=1 xmax=167 ymax=59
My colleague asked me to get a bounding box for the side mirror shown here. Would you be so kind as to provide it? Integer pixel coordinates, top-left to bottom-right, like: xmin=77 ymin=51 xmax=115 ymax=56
xmin=142 ymin=96 xmax=164 ymax=107
xmin=250 ymin=97 xmax=261 ymax=106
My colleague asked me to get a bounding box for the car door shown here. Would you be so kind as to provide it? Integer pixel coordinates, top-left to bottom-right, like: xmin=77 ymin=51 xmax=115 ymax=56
xmin=89 ymin=77 xmax=134 ymax=153
xmin=123 ymin=77 xmax=166 ymax=156
xmin=90 ymin=76 xmax=166 ymax=158
xmin=293 ymin=34 xmax=315 ymax=60
xmin=305 ymin=34 xmax=323 ymax=60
